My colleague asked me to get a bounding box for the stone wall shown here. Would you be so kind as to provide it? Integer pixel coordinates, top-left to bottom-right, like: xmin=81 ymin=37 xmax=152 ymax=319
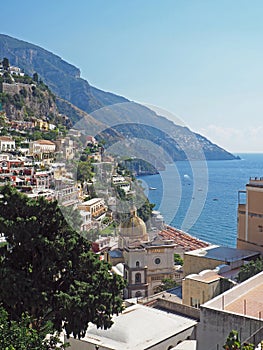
xmin=156 ymin=298 xmax=200 ymax=320
xmin=197 ymin=306 xmax=263 ymax=350
xmin=2 ymin=82 xmax=33 ymax=95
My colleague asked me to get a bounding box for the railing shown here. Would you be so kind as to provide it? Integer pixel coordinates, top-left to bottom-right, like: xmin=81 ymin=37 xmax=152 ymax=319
xmin=242 ymin=325 xmax=263 ymax=348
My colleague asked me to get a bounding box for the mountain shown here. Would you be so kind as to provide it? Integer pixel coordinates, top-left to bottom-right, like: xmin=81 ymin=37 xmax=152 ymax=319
xmin=0 ymin=34 xmax=238 ymax=161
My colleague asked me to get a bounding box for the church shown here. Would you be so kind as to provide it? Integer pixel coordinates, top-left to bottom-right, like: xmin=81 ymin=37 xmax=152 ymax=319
xmin=105 ymin=206 xmax=176 ymax=298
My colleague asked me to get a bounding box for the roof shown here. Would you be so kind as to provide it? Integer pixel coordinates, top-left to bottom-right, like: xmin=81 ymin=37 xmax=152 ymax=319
xmin=172 ymin=340 xmax=197 ymax=349
xmin=109 ymin=249 xmax=123 ymax=258
xmin=186 ymin=270 xmax=221 ymax=283
xmin=0 ymin=136 xmax=14 ymax=142
xmin=35 ymin=139 xmax=55 ymax=145
xmin=203 ymin=271 xmax=263 ymax=320
xmin=160 ymin=226 xmax=210 ymax=251
xmin=185 ymin=245 xmax=259 ymax=262
xmin=81 ymin=304 xmax=197 ymax=349
xmin=81 ymin=197 xmax=104 ymax=205
xmin=120 ymin=207 xmax=148 ymax=241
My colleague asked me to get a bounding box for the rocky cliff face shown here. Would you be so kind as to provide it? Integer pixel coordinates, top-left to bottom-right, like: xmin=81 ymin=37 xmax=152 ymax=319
xmin=0 ymin=80 xmax=103 ymax=132
xmin=1 ymin=82 xmax=57 ymax=121
xmin=0 ymin=33 xmax=239 ymax=161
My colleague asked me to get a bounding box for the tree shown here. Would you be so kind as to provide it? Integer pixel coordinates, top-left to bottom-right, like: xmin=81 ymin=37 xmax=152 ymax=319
xmin=77 ymin=160 xmax=94 ymax=183
xmin=33 ymin=72 xmax=39 ymax=83
xmin=237 ymin=258 xmax=263 ymax=283
xmin=2 ymin=57 xmax=10 ymax=70
xmin=174 ymin=253 xmax=183 ymax=265
xmin=155 ymin=278 xmax=177 ymax=293
xmin=0 ymin=185 xmax=125 ymax=339
xmin=0 ymin=306 xmax=67 ymax=349
xmin=223 ymin=330 xmax=255 ymax=350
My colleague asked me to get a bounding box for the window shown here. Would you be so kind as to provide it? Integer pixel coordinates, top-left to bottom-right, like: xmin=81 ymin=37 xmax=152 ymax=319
xmin=136 ymin=261 xmax=140 ymax=267
xmin=135 ymin=273 xmax=141 ymax=283
xmin=155 ymin=257 xmax=161 ymax=265
xmin=191 ymin=297 xmax=200 ymax=308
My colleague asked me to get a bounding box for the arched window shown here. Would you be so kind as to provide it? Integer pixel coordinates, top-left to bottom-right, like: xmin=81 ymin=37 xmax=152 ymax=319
xmin=135 ymin=273 xmax=141 ymax=283
xmin=136 ymin=261 xmax=140 ymax=267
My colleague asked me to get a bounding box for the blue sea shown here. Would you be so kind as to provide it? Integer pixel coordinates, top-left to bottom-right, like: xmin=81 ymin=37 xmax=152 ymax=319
xmin=138 ymin=154 xmax=263 ymax=248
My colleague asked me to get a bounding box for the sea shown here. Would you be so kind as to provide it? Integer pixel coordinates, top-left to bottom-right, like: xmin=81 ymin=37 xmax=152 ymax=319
xmin=138 ymin=153 xmax=263 ymax=248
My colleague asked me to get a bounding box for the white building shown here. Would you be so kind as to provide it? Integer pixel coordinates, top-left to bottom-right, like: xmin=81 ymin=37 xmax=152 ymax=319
xmin=78 ymin=198 xmax=107 ymax=220
xmin=79 ymin=210 xmax=92 ymax=231
xmin=0 ymin=136 xmax=15 ymax=152
xmin=67 ymin=303 xmax=197 ymax=350
xmin=29 ymin=139 xmax=56 ymax=159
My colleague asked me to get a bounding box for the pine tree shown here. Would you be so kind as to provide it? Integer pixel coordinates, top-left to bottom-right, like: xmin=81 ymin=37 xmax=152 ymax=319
xmin=0 ymin=185 xmax=125 ymax=339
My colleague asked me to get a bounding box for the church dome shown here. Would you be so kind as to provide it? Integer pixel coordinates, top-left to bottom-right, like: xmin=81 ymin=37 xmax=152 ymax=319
xmin=119 ymin=206 xmax=148 ymax=241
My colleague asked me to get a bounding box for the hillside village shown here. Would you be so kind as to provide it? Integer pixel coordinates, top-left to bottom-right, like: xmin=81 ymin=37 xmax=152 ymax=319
xmin=0 ymin=59 xmax=263 ymax=350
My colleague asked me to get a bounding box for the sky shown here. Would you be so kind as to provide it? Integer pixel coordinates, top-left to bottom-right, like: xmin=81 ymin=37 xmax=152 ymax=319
xmin=1 ymin=0 xmax=263 ymax=153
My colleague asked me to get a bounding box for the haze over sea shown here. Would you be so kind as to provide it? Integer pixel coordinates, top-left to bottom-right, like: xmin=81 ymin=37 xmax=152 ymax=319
xmin=139 ymin=153 xmax=263 ymax=248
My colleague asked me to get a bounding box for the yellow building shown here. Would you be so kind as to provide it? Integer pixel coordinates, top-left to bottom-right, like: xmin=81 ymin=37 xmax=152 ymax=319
xmin=106 ymin=206 xmax=176 ymax=298
xmin=78 ymin=197 xmax=106 ymax=220
xmin=118 ymin=206 xmax=149 ymax=248
xmin=237 ymin=177 xmax=263 ymax=254
xmin=182 ymin=269 xmax=231 ymax=308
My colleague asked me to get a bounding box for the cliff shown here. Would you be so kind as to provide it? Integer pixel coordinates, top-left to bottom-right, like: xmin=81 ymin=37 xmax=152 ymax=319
xmin=0 ymin=34 xmax=238 ymax=161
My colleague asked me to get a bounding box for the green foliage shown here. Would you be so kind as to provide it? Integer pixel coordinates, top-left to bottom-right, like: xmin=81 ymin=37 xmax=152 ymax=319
xmin=33 ymin=72 xmax=39 ymax=83
xmin=77 ymin=160 xmax=94 ymax=183
xmin=19 ymin=87 xmax=28 ymax=98
xmin=174 ymin=253 xmax=183 ymax=265
xmin=223 ymin=330 xmax=255 ymax=350
xmin=83 ymin=228 xmax=100 ymax=242
xmin=2 ymin=57 xmax=10 ymax=70
xmin=122 ymin=158 xmax=158 ymax=175
xmin=2 ymin=71 xmax=13 ymax=83
xmin=155 ymin=278 xmax=177 ymax=293
xmin=0 ymin=91 xmax=24 ymax=109
xmin=0 ymin=185 xmax=125 ymax=339
xmin=0 ymin=306 xmax=68 ymax=349
xmin=237 ymin=258 xmax=263 ymax=283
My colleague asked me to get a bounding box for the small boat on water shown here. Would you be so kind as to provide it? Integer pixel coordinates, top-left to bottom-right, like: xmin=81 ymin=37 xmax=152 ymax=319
xmin=149 ymin=187 xmax=157 ymax=190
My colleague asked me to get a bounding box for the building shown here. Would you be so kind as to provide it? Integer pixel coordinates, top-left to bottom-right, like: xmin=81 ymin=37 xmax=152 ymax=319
xmin=118 ymin=206 xmax=149 ymax=248
xmin=56 ymin=185 xmax=79 ymax=207
xmin=54 ymin=137 xmax=75 ymax=160
xmin=79 ymin=210 xmax=92 ymax=232
xmin=183 ymin=245 xmax=259 ymax=277
xmin=0 ymin=154 xmax=24 ymax=174
xmin=182 ymin=269 xmax=234 ymax=308
xmin=112 ymin=175 xmax=131 ymax=194
xmin=29 ymin=139 xmax=56 ymax=160
xmin=105 ymin=207 xmax=176 ymax=298
xmin=0 ymin=136 xmax=15 ymax=152
xmin=196 ymin=271 xmax=263 ymax=350
xmin=237 ymin=177 xmax=263 ymax=254
xmin=159 ymin=226 xmax=210 ymax=254
xmin=123 ymin=238 xmax=176 ymax=298
xmin=67 ymin=303 xmax=197 ymax=350
xmin=151 ymin=210 xmax=165 ymax=230
xmin=78 ymin=198 xmax=107 ymax=220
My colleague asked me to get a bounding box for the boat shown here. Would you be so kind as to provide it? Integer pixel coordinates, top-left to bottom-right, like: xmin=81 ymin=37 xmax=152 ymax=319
xmin=149 ymin=187 xmax=157 ymax=190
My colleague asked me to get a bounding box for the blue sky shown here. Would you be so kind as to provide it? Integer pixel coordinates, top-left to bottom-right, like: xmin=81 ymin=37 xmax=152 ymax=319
xmin=2 ymin=0 xmax=263 ymax=153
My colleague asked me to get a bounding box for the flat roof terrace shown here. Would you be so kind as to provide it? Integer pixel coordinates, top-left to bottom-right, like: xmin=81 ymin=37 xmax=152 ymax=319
xmin=185 ymin=245 xmax=259 ymax=262
xmin=203 ymin=271 xmax=263 ymax=320
xmin=225 ymin=283 xmax=263 ymax=318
